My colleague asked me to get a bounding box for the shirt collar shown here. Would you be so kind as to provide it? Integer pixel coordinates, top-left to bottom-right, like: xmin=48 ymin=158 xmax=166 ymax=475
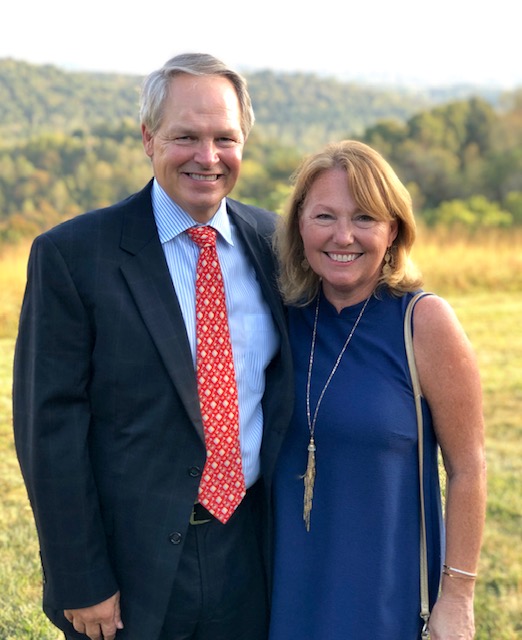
xmin=152 ymin=179 xmax=233 ymax=246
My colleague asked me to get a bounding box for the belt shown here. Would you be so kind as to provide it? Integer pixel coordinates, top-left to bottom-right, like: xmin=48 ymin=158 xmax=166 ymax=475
xmin=189 ymin=502 xmax=213 ymax=525
xmin=189 ymin=480 xmax=260 ymax=525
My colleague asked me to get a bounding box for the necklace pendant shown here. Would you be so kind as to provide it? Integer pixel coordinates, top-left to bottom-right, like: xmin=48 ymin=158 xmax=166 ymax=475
xmin=302 ymin=437 xmax=316 ymax=531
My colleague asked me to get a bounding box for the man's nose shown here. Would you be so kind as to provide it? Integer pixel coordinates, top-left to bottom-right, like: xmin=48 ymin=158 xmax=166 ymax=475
xmin=194 ymin=140 xmax=219 ymax=165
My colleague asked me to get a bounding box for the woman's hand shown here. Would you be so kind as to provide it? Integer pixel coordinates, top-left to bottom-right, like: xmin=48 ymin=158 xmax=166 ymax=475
xmin=427 ymin=591 xmax=475 ymax=639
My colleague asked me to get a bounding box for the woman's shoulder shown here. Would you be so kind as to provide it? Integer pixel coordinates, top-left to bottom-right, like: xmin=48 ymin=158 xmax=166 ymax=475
xmin=409 ymin=292 xmax=458 ymax=330
xmin=411 ymin=293 xmax=475 ymax=374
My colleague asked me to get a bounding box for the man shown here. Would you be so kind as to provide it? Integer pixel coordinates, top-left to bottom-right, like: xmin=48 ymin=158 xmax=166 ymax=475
xmin=13 ymin=53 xmax=293 ymax=640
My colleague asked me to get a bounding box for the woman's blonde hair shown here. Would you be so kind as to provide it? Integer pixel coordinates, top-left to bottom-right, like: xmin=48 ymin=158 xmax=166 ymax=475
xmin=274 ymin=139 xmax=423 ymax=305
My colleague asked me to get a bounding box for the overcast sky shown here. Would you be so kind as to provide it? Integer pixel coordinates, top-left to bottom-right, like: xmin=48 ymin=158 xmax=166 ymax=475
xmin=2 ymin=0 xmax=520 ymax=87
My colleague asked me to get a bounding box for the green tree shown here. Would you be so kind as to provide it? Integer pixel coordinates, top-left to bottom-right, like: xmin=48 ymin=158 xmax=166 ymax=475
xmin=425 ymin=195 xmax=512 ymax=229
xmin=395 ymin=140 xmax=461 ymax=207
xmin=504 ymin=191 xmax=522 ymax=225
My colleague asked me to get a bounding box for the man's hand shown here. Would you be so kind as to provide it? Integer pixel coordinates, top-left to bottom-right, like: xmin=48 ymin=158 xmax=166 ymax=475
xmin=64 ymin=591 xmax=124 ymax=640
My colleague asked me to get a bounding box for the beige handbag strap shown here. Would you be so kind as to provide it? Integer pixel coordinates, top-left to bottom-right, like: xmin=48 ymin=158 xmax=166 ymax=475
xmin=404 ymin=292 xmax=432 ymax=637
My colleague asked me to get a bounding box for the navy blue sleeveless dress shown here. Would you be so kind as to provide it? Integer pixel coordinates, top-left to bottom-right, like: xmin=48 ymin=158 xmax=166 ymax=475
xmin=269 ymin=291 xmax=443 ymax=640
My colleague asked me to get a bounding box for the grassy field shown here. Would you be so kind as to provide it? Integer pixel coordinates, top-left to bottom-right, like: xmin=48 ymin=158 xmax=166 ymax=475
xmin=1 ymin=231 xmax=521 ymax=639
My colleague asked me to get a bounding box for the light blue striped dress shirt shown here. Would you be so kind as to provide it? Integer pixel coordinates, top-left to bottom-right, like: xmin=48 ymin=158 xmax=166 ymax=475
xmin=152 ymin=180 xmax=280 ymax=487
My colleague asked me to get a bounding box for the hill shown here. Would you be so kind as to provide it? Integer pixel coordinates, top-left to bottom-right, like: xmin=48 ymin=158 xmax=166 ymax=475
xmin=1 ymin=58 xmax=521 ymax=243
xmin=0 ymin=58 xmax=507 ymax=151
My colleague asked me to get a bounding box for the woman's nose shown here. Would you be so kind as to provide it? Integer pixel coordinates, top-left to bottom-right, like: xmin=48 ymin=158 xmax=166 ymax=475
xmin=333 ymin=219 xmax=354 ymax=245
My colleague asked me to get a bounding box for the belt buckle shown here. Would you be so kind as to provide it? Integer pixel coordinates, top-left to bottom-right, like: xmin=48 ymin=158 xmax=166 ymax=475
xmin=189 ymin=505 xmax=212 ymax=525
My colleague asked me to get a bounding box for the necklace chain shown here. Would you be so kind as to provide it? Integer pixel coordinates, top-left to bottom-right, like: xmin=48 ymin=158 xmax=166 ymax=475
xmin=302 ymin=292 xmax=372 ymax=531
xmin=306 ymin=293 xmax=371 ymax=437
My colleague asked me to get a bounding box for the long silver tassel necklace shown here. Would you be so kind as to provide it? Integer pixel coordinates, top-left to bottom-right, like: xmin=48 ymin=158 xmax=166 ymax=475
xmin=303 ymin=291 xmax=372 ymax=531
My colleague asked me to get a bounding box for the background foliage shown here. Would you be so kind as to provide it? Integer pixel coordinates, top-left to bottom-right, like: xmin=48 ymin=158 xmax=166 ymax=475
xmin=1 ymin=58 xmax=522 ymax=243
xmin=1 ymin=58 xmax=521 ymax=638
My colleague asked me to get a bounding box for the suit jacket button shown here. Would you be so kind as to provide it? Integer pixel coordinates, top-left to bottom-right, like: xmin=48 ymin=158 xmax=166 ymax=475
xmin=188 ymin=466 xmax=201 ymax=477
xmin=169 ymin=532 xmax=182 ymax=545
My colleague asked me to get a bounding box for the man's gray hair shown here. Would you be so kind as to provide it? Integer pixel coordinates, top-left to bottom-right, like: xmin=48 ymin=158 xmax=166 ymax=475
xmin=139 ymin=52 xmax=255 ymax=139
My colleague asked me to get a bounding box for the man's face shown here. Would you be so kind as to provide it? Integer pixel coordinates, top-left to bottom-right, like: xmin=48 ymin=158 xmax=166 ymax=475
xmin=142 ymin=74 xmax=245 ymax=223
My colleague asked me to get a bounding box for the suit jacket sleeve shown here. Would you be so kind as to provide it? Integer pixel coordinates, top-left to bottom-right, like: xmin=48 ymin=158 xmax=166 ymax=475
xmin=13 ymin=233 xmax=119 ymax=609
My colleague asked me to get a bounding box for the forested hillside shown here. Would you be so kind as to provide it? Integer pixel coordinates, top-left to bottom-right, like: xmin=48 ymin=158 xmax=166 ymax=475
xmin=0 ymin=58 xmax=506 ymax=149
xmin=1 ymin=57 xmax=521 ymax=244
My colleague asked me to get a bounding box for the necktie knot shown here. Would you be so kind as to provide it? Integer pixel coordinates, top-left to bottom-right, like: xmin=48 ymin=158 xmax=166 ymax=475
xmin=188 ymin=226 xmax=217 ymax=249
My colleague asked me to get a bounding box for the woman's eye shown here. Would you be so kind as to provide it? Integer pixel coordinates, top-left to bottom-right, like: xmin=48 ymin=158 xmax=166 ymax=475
xmin=353 ymin=214 xmax=377 ymax=228
xmin=316 ymin=212 xmax=333 ymax=220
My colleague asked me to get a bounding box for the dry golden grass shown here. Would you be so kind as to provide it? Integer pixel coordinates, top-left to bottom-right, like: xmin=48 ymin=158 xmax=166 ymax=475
xmin=1 ymin=230 xmax=521 ymax=638
xmin=0 ymin=241 xmax=31 ymax=339
xmin=412 ymin=225 xmax=522 ymax=295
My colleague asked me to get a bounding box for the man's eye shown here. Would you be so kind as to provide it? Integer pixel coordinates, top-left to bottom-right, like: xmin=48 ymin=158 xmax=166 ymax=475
xmin=217 ymin=138 xmax=237 ymax=146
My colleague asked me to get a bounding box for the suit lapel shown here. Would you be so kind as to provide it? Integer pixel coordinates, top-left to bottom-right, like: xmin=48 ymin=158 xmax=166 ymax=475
xmin=117 ymin=190 xmax=285 ymax=444
xmin=118 ymin=184 xmax=204 ymax=440
xmin=228 ymin=201 xmax=293 ymax=483
xmin=227 ymin=201 xmax=287 ymax=337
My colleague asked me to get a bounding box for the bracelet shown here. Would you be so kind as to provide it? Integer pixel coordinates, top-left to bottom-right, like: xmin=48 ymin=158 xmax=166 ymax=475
xmin=442 ymin=564 xmax=477 ymax=580
xmin=443 ymin=567 xmax=476 ymax=580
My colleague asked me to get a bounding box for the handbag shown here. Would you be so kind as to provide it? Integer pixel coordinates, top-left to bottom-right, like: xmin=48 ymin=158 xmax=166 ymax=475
xmin=404 ymin=291 xmax=433 ymax=639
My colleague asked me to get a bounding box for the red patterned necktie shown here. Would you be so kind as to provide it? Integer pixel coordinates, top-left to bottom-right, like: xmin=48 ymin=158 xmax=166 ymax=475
xmin=187 ymin=226 xmax=246 ymax=524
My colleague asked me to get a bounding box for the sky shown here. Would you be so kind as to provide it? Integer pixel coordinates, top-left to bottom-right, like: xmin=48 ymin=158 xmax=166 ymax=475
xmin=2 ymin=0 xmax=521 ymax=88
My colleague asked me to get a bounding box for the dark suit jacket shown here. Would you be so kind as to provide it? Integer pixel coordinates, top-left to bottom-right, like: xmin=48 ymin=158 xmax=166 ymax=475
xmin=13 ymin=181 xmax=293 ymax=639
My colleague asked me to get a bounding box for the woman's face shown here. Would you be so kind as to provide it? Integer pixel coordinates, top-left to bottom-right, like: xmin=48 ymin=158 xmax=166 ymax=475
xmin=299 ymin=167 xmax=398 ymax=311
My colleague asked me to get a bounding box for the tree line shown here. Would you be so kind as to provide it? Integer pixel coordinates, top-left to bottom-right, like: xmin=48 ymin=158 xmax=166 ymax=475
xmin=2 ymin=58 xmax=486 ymax=147
xmin=1 ymin=58 xmax=521 ymax=243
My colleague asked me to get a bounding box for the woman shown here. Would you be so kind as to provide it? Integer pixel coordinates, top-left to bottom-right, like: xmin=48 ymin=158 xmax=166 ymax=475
xmin=269 ymin=140 xmax=486 ymax=639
